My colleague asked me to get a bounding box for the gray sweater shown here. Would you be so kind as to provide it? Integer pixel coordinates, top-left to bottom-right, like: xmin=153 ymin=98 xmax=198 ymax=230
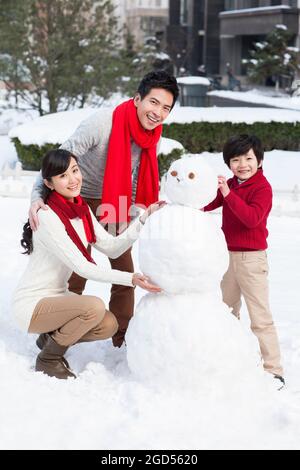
xmin=31 ymin=107 xmax=154 ymax=203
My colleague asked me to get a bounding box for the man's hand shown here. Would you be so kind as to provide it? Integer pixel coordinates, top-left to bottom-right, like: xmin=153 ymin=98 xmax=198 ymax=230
xmin=218 ymin=175 xmax=230 ymax=198
xmin=29 ymin=199 xmax=48 ymax=231
xmin=132 ymin=273 xmax=162 ymax=293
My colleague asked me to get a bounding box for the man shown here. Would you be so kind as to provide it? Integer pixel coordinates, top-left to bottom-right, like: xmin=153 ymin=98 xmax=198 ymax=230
xmin=29 ymin=70 xmax=179 ymax=347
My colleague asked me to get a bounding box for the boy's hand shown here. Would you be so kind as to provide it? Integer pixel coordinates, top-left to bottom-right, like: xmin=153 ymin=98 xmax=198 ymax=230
xmin=218 ymin=175 xmax=230 ymax=198
xmin=29 ymin=198 xmax=48 ymax=231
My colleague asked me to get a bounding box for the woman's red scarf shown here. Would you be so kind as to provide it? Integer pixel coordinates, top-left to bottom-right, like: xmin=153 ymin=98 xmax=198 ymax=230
xmin=47 ymin=191 xmax=96 ymax=264
xmin=101 ymin=98 xmax=162 ymax=223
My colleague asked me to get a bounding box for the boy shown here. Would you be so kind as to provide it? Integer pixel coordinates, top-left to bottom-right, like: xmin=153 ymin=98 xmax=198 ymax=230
xmin=204 ymin=134 xmax=284 ymax=388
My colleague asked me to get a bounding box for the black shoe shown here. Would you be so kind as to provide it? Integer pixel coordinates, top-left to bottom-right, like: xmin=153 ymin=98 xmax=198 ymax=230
xmin=274 ymin=375 xmax=285 ymax=390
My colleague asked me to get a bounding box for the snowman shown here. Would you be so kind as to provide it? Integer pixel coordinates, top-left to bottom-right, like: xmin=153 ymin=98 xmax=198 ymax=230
xmin=126 ymin=155 xmax=262 ymax=390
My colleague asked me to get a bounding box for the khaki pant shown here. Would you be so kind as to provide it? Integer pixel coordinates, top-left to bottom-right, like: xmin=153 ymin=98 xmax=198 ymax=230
xmin=29 ymin=294 xmax=118 ymax=347
xmin=68 ymin=198 xmax=134 ymax=348
xmin=221 ymin=251 xmax=283 ymax=376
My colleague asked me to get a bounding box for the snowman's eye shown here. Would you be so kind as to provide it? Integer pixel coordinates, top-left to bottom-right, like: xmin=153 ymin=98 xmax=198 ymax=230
xmin=188 ymin=172 xmax=195 ymax=179
xmin=170 ymin=170 xmax=178 ymax=177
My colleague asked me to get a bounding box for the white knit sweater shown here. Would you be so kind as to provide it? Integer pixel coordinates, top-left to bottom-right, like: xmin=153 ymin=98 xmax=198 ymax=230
xmin=12 ymin=207 xmax=143 ymax=332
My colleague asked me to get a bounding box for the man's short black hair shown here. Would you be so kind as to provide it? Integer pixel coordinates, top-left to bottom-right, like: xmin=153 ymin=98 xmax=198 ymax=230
xmin=223 ymin=134 xmax=264 ymax=167
xmin=137 ymin=70 xmax=179 ymax=108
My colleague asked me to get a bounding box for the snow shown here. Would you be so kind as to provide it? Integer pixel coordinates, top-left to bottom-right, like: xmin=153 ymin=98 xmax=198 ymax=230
xmin=0 ymin=91 xmax=39 ymax=135
xmin=8 ymin=108 xmax=184 ymax=151
xmin=159 ymin=137 xmax=184 ymax=154
xmin=1 ymin=135 xmax=300 ymax=210
xmin=7 ymin=96 xmax=300 ymax=149
xmin=0 ymin=91 xmax=129 ymax=136
xmin=199 ymin=149 xmax=300 ymax=193
xmin=208 ymin=90 xmax=300 ymax=111
xmin=1 ymin=183 xmax=300 ymax=449
xmin=276 ymin=24 xmax=288 ymax=30
xmin=177 ymin=76 xmax=210 ymax=86
xmin=154 ymin=52 xmax=171 ymax=61
xmin=255 ymin=42 xmax=267 ymax=49
xmin=1 ymin=103 xmax=300 ymax=449
xmin=165 ymin=106 xmax=300 ymax=124
xmin=0 ymin=148 xmax=300 ymax=449
xmin=0 ymin=135 xmax=18 ymax=168
xmin=220 ymin=5 xmax=291 ymax=16
xmin=9 ymin=108 xmax=99 ymax=146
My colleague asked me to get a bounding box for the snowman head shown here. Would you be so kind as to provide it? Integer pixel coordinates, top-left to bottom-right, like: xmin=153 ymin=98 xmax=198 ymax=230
xmin=165 ymin=155 xmax=218 ymax=208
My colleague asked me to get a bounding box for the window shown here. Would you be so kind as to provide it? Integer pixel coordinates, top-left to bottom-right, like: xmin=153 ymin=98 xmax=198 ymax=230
xmin=225 ymin=0 xmax=260 ymax=10
xmin=180 ymin=0 xmax=188 ymax=24
xmin=225 ymin=0 xmax=236 ymax=10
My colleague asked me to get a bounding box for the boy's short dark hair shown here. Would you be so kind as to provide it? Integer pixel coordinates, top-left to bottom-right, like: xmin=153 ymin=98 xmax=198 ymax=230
xmin=137 ymin=70 xmax=179 ymax=108
xmin=223 ymin=134 xmax=264 ymax=167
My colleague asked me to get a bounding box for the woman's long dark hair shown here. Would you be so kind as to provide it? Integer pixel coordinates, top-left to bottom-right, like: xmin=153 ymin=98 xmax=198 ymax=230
xmin=21 ymin=149 xmax=78 ymax=255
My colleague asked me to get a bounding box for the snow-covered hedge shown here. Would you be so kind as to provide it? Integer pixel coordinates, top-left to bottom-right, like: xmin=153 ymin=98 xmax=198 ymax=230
xmin=10 ymin=105 xmax=300 ymax=172
xmin=163 ymin=120 xmax=300 ymax=153
xmin=12 ymin=136 xmax=184 ymax=178
xmin=162 ymin=106 xmax=300 ymax=153
xmin=9 ymin=108 xmax=184 ymax=176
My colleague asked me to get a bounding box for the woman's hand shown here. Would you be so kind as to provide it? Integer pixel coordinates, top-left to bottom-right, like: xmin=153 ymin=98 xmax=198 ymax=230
xmin=139 ymin=200 xmax=167 ymax=224
xmin=132 ymin=273 xmax=162 ymax=293
xmin=217 ymin=175 xmax=230 ymax=198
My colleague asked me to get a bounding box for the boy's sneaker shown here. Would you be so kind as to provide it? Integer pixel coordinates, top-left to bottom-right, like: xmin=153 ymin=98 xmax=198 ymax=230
xmin=274 ymin=375 xmax=285 ymax=391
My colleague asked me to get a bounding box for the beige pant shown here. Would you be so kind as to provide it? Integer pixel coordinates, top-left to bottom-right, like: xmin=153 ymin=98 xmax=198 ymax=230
xmin=28 ymin=295 xmax=118 ymax=347
xmin=221 ymin=251 xmax=283 ymax=376
xmin=67 ymin=198 xmax=135 ymax=348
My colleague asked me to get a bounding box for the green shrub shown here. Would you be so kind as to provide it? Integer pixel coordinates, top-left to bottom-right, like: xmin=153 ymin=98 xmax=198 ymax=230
xmin=158 ymin=148 xmax=185 ymax=178
xmin=12 ymin=120 xmax=300 ymax=173
xmin=12 ymin=138 xmax=60 ymax=171
xmin=12 ymin=137 xmax=185 ymax=176
xmin=163 ymin=121 xmax=300 ymax=153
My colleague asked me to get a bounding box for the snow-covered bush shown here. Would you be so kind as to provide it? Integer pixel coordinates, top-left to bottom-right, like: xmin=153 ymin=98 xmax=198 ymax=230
xmin=163 ymin=120 xmax=300 ymax=153
xmin=9 ymin=107 xmax=185 ymax=174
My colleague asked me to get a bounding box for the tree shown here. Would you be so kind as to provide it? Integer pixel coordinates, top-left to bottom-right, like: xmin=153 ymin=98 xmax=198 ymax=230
xmin=243 ymin=25 xmax=300 ymax=92
xmin=120 ymin=33 xmax=173 ymax=97
xmin=0 ymin=0 xmax=124 ymax=114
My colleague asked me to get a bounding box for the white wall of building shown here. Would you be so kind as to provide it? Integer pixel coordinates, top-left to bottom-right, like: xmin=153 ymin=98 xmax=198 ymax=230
xmin=111 ymin=0 xmax=169 ymax=47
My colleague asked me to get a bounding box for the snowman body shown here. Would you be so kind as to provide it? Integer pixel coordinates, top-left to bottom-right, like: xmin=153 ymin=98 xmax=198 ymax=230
xmin=126 ymin=156 xmax=260 ymax=389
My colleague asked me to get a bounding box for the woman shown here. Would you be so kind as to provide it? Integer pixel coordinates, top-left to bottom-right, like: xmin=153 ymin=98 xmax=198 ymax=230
xmin=13 ymin=149 xmax=163 ymax=380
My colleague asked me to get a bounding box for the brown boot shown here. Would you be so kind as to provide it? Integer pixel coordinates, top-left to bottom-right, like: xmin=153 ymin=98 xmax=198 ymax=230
xmin=36 ymin=333 xmax=48 ymax=350
xmin=35 ymin=334 xmax=76 ymax=380
xmin=36 ymin=333 xmax=71 ymax=369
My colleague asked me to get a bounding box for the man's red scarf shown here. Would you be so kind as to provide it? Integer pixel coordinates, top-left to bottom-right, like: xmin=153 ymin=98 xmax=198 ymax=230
xmin=47 ymin=191 xmax=96 ymax=264
xmin=101 ymin=98 xmax=162 ymax=223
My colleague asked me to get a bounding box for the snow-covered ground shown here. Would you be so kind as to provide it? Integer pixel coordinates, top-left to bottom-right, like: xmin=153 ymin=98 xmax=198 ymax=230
xmin=208 ymin=89 xmax=300 ymax=111
xmin=165 ymin=106 xmax=300 ymax=124
xmin=1 ymin=150 xmax=300 ymax=449
xmin=0 ymin=135 xmax=18 ymax=167
xmin=2 ymin=98 xmax=300 ymax=449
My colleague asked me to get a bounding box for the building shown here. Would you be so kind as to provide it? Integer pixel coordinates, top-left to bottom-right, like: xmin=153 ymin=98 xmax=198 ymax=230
xmin=113 ymin=0 xmax=169 ymax=48
xmin=168 ymin=0 xmax=300 ymax=79
xmin=167 ymin=0 xmax=225 ymax=75
xmin=220 ymin=0 xmax=300 ymax=76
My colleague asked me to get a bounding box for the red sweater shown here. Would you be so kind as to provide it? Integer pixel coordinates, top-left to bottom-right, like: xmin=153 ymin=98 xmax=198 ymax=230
xmin=204 ymin=169 xmax=272 ymax=251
